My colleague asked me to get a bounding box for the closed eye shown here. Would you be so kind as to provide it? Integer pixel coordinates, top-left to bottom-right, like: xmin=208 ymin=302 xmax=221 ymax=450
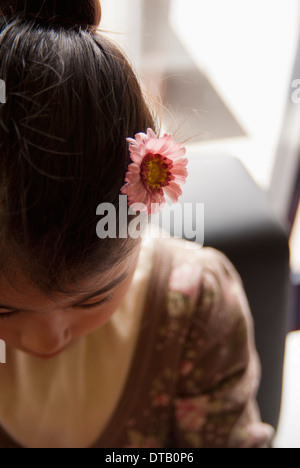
xmin=72 ymin=294 xmax=114 ymax=310
xmin=0 ymin=295 xmax=114 ymax=318
xmin=0 ymin=310 xmax=21 ymax=319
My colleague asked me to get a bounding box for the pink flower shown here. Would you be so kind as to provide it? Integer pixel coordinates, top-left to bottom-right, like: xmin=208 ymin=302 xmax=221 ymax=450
xmin=121 ymin=128 xmax=188 ymax=215
xmin=179 ymin=360 xmax=194 ymax=377
xmin=152 ymin=393 xmax=170 ymax=407
xmin=175 ymin=396 xmax=209 ymax=432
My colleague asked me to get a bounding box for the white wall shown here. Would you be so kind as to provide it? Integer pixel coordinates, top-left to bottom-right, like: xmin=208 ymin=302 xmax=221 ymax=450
xmin=99 ymin=0 xmax=142 ymax=70
xmin=99 ymin=0 xmax=300 ymax=199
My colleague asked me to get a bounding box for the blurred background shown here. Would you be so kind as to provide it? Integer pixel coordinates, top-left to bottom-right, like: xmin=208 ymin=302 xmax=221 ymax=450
xmin=100 ymin=0 xmax=300 ymax=448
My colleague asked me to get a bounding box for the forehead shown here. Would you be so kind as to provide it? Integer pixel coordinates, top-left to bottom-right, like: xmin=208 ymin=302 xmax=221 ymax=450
xmin=0 ymin=241 xmax=141 ymax=311
xmin=0 ymin=260 xmax=129 ymax=312
xmin=0 ymin=275 xmax=96 ymax=313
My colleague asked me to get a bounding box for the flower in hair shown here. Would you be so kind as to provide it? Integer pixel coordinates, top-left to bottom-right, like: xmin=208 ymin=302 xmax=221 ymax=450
xmin=121 ymin=128 xmax=188 ymax=215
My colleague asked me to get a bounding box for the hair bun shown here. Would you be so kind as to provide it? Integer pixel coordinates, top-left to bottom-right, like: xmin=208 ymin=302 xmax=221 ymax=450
xmin=0 ymin=0 xmax=102 ymax=28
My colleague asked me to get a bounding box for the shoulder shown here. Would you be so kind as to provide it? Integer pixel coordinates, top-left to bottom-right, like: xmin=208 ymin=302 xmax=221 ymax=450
xmin=158 ymin=236 xmax=242 ymax=283
xmin=155 ymin=237 xmax=247 ymax=322
xmin=149 ymin=239 xmax=273 ymax=448
xmin=156 ymin=237 xmax=258 ymax=384
xmin=166 ymin=236 xmax=254 ymax=337
xmin=147 ymin=236 xmax=255 ymax=350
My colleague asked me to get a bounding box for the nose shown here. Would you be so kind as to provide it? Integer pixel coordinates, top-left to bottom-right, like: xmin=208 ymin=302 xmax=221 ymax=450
xmin=20 ymin=314 xmax=72 ymax=356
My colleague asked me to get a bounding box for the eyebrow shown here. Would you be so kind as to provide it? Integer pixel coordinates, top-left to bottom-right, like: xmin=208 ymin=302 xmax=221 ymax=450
xmin=0 ymin=272 xmax=129 ymax=312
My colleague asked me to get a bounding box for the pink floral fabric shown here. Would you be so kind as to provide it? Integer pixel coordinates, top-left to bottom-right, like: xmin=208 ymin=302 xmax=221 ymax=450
xmin=118 ymin=241 xmax=274 ymax=449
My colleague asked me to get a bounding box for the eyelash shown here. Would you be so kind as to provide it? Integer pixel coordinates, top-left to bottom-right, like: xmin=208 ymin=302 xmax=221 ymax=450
xmin=0 ymin=294 xmax=114 ymax=319
xmin=0 ymin=311 xmax=21 ymax=320
xmin=74 ymin=294 xmax=114 ymax=309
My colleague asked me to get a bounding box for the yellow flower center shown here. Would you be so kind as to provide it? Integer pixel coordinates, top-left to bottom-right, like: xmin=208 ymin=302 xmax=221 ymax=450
xmin=141 ymin=154 xmax=173 ymax=192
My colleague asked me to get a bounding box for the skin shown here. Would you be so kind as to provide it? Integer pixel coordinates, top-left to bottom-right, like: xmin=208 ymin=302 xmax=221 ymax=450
xmin=0 ymin=241 xmax=142 ymax=359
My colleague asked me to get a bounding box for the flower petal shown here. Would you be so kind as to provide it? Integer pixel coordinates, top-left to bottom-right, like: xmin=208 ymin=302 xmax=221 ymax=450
xmin=128 ymin=163 xmax=141 ymax=173
xmin=171 ymin=166 xmax=188 ymax=177
xmin=130 ymin=186 xmax=148 ymax=204
xmin=120 ymin=184 xmax=129 ymax=195
xmin=130 ymin=152 xmax=144 ymax=164
xmin=127 ymin=181 xmax=145 ymax=197
xmin=125 ymin=172 xmax=140 ymax=184
xmin=171 ymin=165 xmax=188 ymax=183
xmin=127 ymin=137 xmax=138 ymax=146
xmin=173 ymin=157 xmax=188 ymax=169
xmin=168 ymin=181 xmax=183 ymax=196
xmin=167 ymin=146 xmax=187 ymax=161
xmin=147 ymin=128 xmax=157 ymax=139
xmin=135 ymin=132 xmax=149 ymax=146
xmin=157 ymin=139 xmax=174 ymax=155
xmin=164 ymin=185 xmax=180 ymax=203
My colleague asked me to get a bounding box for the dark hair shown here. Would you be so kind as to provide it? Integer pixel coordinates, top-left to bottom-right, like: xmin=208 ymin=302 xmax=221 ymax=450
xmin=0 ymin=0 xmax=157 ymax=296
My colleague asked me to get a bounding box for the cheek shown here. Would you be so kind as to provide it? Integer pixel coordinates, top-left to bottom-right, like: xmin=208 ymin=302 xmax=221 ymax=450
xmin=75 ymin=269 xmax=137 ymax=337
xmin=86 ymin=269 xmax=136 ymax=328
xmin=76 ymin=306 xmax=115 ymax=334
xmin=0 ymin=325 xmax=9 ymax=342
xmin=0 ymin=268 xmax=138 ymax=347
xmin=0 ymin=317 xmax=25 ymax=348
xmin=72 ymin=293 xmax=128 ymax=338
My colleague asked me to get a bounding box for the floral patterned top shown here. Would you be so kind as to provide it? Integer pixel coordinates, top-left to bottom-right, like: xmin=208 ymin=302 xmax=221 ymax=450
xmin=0 ymin=237 xmax=274 ymax=448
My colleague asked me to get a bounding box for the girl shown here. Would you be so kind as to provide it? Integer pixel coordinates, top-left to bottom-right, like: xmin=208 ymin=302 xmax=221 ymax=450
xmin=0 ymin=0 xmax=273 ymax=448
